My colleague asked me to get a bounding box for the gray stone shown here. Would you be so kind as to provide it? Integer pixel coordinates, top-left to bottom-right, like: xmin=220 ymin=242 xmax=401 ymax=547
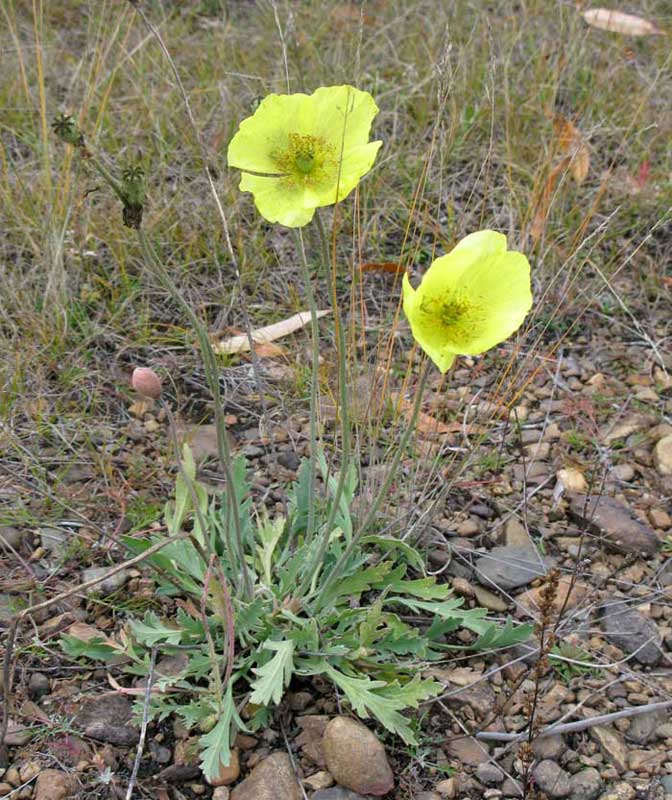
xmin=504 ymin=518 xmax=530 ymax=547
xmin=589 ymin=726 xmax=628 ymax=773
xmin=288 ymin=690 xmax=313 ymax=711
xmin=601 ymin=601 xmax=661 ymax=666
xmin=312 ymin=790 xmax=367 ymax=800
xmin=568 ymin=495 xmax=659 ymax=556
xmin=73 ymin=693 xmax=139 ymax=746
xmin=475 ymin=763 xmax=504 ymax=784
xmin=0 ymin=526 xmax=23 ymax=550
xmin=28 ymin=672 xmax=50 ymax=699
xmin=3 ymin=718 xmax=35 ymax=746
xmin=60 ymin=463 xmax=96 ymax=483
xmin=441 ymin=680 xmax=496 ymax=719
xmin=474 ymin=585 xmax=509 ymax=612
xmin=435 ymin=778 xmax=457 ymax=798
xmin=0 ymin=594 xmax=24 ymax=622
xmin=625 ymin=705 xmax=669 ymax=744
xmin=532 ymin=735 xmax=566 ymax=760
xmin=660 ymin=776 xmax=672 ymax=793
xmin=568 ymin=768 xmax=603 ymax=800
xmin=156 ymin=764 xmax=201 ymax=783
xmin=656 ymin=722 xmax=672 ymax=738
xmin=231 ymin=752 xmax=301 ymax=800
xmin=611 ymin=464 xmax=635 ymax=482
xmin=501 ymin=778 xmax=523 ymax=797
xmin=596 ymin=783 xmax=635 ymax=800
xmin=510 ymin=640 xmax=540 ymax=665
xmin=81 ymin=567 xmax=129 ymax=597
xmin=149 ymin=742 xmax=171 ymax=764
xmin=322 ymin=717 xmax=394 ymax=797
xmin=532 ymin=760 xmax=571 ymax=799
xmin=444 ymin=736 xmax=490 ymax=766
xmin=474 ymin=545 xmax=552 ymax=590
xmin=40 ymin=526 xmax=69 ymax=557
xmin=277 ymin=451 xmax=301 ymax=471
xmin=296 ymin=715 xmax=329 ymax=767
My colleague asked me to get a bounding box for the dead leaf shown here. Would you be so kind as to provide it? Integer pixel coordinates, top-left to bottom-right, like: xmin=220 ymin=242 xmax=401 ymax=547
xmin=214 ymin=310 xmax=330 ymax=355
xmin=599 ymin=411 xmax=654 ymax=444
xmin=176 ymin=597 xmax=201 ymax=619
xmin=360 ymin=261 xmax=405 ymax=274
xmin=331 ymin=3 xmax=374 ymax=28
xmin=21 ymin=700 xmax=52 ymax=726
xmin=555 ymin=467 xmax=588 ymax=495
xmin=529 ymin=158 xmax=570 ymax=244
xmin=582 ymin=9 xmax=662 ymax=36
xmin=65 ymin=622 xmax=118 ymax=648
xmin=252 ymin=341 xmax=286 ymax=357
xmin=635 ymin=160 xmax=651 ymax=190
xmin=128 ymin=398 xmax=154 ymax=418
xmin=223 ymin=328 xmax=287 ymax=358
xmin=554 ymin=115 xmax=590 ymax=184
xmin=173 ymin=422 xmax=236 ymax=463
xmin=427 ymin=666 xmax=483 ymax=686
xmin=108 ymin=673 xmax=165 ymax=695
xmin=319 ymin=374 xmax=381 ymax=425
xmin=391 ymin=391 xmax=465 ymax=437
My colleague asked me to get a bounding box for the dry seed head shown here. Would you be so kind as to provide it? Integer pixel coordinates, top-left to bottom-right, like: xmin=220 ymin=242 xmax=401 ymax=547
xmin=131 ymin=367 xmax=162 ymax=399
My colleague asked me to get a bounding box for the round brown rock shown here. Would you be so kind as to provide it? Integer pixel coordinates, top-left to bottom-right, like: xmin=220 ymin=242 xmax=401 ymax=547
xmin=322 ymin=717 xmax=394 ymax=797
xmin=230 ymin=752 xmax=301 ymax=800
xmin=653 ymin=435 xmax=672 ymax=476
xmin=207 ymin=748 xmax=240 ymax=786
xmin=33 ymin=769 xmax=76 ymax=800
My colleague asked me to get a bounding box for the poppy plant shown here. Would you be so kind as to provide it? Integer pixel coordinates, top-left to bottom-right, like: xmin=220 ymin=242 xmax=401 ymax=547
xmin=403 ymin=230 xmax=532 ymax=372
xmin=227 ymin=85 xmax=382 ymax=227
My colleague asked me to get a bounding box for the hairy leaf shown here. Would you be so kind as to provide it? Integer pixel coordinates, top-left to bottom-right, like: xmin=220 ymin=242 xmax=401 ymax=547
xmin=131 ymin=612 xmax=183 ymax=646
xmin=322 ymin=664 xmax=440 ymax=743
xmin=249 ymin=639 xmax=295 ymax=706
xmin=319 ymin=561 xmax=393 ymax=607
xmin=469 ymin=617 xmax=533 ymax=650
xmin=60 ymin=635 xmax=119 ymax=661
xmin=199 ymin=687 xmax=235 ymax=781
xmin=255 ymin=510 xmax=285 ymax=585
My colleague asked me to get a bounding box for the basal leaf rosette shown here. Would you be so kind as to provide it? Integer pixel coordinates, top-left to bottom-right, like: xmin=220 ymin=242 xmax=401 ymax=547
xmin=403 ymin=231 xmax=532 ymax=373
xmin=227 ymin=85 xmax=382 ymax=227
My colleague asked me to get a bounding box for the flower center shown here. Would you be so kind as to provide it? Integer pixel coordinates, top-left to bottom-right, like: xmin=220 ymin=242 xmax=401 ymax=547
xmin=294 ymin=151 xmax=315 ymax=174
xmin=421 ymin=292 xmax=485 ymax=348
xmin=439 ymin=298 xmax=469 ymax=328
xmin=273 ymin=132 xmax=337 ymax=186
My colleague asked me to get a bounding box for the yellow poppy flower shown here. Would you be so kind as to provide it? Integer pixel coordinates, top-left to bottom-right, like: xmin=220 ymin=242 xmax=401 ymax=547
xmin=227 ymin=85 xmax=382 ymax=227
xmin=402 ymin=231 xmax=532 ymax=373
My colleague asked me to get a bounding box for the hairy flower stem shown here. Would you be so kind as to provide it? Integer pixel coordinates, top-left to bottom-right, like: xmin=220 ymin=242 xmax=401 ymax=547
xmin=313 ymin=360 xmax=429 ymax=607
xmin=298 ymin=212 xmax=352 ymax=595
xmin=295 ymin=228 xmax=320 ymax=544
xmin=136 ymin=229 xmax=252 ymax=600
xmin=87 ymin=152 xmax=127 ymax=205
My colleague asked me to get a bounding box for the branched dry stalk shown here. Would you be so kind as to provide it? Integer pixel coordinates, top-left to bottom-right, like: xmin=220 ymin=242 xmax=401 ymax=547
xmin=125 ymin=647 xmax=157 ymax=800
xmin=519 ymin=567 xmax=560 ymax=800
